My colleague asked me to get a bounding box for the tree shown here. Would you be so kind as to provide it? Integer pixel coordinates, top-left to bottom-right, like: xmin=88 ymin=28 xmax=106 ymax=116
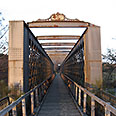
xmin=102 ymin=48 xmax=116 ymax=88
xmin=0 ymin=12 xmax=8 ymax=55
xmin=102 ymin=49 xmax=116 ymax=64
xmin=0 ymin=12 xmax=9 ymax=99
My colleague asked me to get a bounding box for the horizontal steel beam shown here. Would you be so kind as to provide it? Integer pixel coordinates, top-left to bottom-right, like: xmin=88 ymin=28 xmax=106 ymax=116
xmin=48 ymin=53 xmax=68 ymax=56
xmin=44 ymin=47 xmax=72 ymax=50
xmin=36 ymin=35 xmax=80 ymax=40
xmin=41 ymin=43 xmax=75 ymax=46
xmin=46 ymin=50 xmax=70 ymax=54
xmin=28 ymin=21 xmax=89 ymax=28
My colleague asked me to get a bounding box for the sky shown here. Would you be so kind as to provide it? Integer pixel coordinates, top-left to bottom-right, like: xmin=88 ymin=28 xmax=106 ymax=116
xmin=0 ymin=0 xmax=116 ymax=54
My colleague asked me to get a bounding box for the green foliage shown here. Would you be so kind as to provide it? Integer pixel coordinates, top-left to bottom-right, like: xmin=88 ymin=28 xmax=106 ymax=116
xmin=0 ymin=80 xmax=10 ymax=99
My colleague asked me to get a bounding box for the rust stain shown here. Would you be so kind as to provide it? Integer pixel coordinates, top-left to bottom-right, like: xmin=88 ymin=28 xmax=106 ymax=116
xmin=54 ymin=25 xmax=58 ymax=27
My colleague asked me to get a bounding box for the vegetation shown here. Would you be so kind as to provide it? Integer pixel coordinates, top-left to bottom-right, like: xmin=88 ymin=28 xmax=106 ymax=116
xmin=0 ymin=54 xmax=23 ymax=99
xmin=102 ymin=49 xmax=116 ymax=95
xmin=0 ymin=80 xmax=9 ymax=98
xmin=0 ymin=54 xmax=8 ymax=99
xmin=0 ymin=13 xmax=9 ymax=99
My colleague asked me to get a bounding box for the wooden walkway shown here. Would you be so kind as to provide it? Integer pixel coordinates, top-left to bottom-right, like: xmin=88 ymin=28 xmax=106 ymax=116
xmin=37 ymin=73 xmax=81 ymax=116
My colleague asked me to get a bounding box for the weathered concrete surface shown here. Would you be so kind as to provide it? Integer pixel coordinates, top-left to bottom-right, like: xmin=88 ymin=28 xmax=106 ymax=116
xmin=84 ymin=26 xmax=102 ymax=88
xmin=38 ymin=74 xmax=81 ymax=116
xmin=9 ymin=21 xmax=25 ymax=91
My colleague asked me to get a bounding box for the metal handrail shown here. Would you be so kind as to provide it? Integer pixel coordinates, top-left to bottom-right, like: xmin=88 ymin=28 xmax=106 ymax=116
xmin=0 ymin=74 xmax=55 ymax=116
xmin=0 ymin=96 xmax=9 ymax=103
xmin=61 ymin=74 xmax=116 ymax=116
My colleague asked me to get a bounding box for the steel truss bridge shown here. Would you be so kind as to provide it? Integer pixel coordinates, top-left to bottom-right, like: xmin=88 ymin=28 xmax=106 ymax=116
xmin=0 ymin=13 xmax=116 ymax=116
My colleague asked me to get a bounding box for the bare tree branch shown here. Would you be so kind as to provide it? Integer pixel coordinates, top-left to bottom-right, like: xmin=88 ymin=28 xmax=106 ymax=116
xmin=0 ymin=25 xmax=8 ymax=32
xmin=0 ymin=28 xmax=8 ymax=40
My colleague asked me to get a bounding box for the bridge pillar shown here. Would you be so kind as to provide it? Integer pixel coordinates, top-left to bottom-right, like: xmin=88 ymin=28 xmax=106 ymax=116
xmin=84 ymin=26 xmax=102 ymax=89
xmin=9 ymin=21 xmax=29 ymax=92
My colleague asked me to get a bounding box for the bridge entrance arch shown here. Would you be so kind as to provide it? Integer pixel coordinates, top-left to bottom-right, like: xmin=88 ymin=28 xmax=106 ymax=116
xmin=9 ymin=13 xmax=102 ymax=92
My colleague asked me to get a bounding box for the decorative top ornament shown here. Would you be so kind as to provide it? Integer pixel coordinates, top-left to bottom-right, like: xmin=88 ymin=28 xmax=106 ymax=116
xmin=50 ymin=12 xmax=65 ymax=21
xmin=36 ymin=12 xmax=80 ymax=22
xmin=28 ymin=13 xmax=97 ymax=28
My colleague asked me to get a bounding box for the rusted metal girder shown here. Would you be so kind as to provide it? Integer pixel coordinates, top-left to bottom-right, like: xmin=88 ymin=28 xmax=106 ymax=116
xmin=46 ymin=50 xmax=70 ymax=54
xmin=41 ymin=43 xmax=75 ymax=46
xmin=27 ymin=12 xmax=92 ymax=28
xmin=48 ymin=53 xmax=68 ymax=56
xmin=44 ymin=47 xmax=72 ymax=50
xmin=28 ymin=21 xmax=89 ymax=28
xmin=36 ymin=35 xmax=80 ymax=40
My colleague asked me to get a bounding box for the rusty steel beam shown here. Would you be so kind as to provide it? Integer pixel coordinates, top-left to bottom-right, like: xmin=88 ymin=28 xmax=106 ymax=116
xmin=46 ymin=50 xmax=70 ymax=54
xmin=44 ymin=47 xmax=72 ymax=50
xmin=28 ymin=21 xmax=89 ymax=28
xmin=48 ymin=53 xmax=68 ymax=56
xmin=36 ymin=35 xmax=80 ymax=40
xmin=41 ymin=43 xmax=75 ymax=46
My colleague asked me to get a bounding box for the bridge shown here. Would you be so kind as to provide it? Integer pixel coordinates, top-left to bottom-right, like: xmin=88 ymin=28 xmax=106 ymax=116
xmin=0 ymin=13 xmax=116 ymax=116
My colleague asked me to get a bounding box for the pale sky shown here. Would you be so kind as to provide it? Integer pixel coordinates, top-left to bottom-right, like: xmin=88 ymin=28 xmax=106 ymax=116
xmin=0 ymin=0 xmax=116 ymax=54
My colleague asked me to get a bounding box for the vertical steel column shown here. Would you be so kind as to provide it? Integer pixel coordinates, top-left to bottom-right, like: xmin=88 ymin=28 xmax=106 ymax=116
xmin=31 ymin=92 xmax=34 ymax=114
xmin=22 ymin=98 xmax=27 ymax=116
xmin=35 ymin=88 xmax=39 ymax=107
xmin=83 ymin=93 xmax=87 ymax=113
xmin=12 ymin=106 xmax=17 ymax=116
xmin=91 ymin=98 xmax=95 ymax=116
xmin=78 ymin=88 xmax=81 ymax=106
xmin=75 ymin=86 xmax=78 ymax=101
xmin=105 ymin=104 xmax=110 ymax=116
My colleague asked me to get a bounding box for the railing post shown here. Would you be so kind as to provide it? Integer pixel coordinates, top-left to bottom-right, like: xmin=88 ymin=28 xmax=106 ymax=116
xmin=75 ymin=86 xmax=78 ymax=101
xmin=31 ymin=91 xmax=34 ymax=115
xmin=91 ymin=98 xmax=95 ymax=116
xmin=83 ymin=93 xmax=87 ymax=113
xmin=44 ymin=83 xmax=47 ymax=95
xmin=41 ymin=85 xmax=43 ymax=99
xmin=12 ymin=106 xmax=17 ymax=116
xmin=73 ymin=84 xmax=75 ymax=97
xmin=105 ymin=104 xmax=110 ymax=116
xmin=35 ymin=88 xmax=39 ymax=107
xmin=70 ymin=82 xmax=73 ymax=95
xmin=43 ymin=83 xmax=45 ymax=95
xmin=22 ymin=98 xmax=26 ymax=116
xmin=7 ymin=97 xmax=12 ymax=116
xmin=39 ymin=87 xmax=41 ymax=102
xmin=78 ymin=88 xmax=81 ymax=106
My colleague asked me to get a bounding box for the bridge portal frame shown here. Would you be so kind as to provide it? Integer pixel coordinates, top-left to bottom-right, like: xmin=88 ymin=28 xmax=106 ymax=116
xmin=9 ymin=12 xmax=102 ymax=93
xmin=28 ymin=12 xmax=102 ymax=88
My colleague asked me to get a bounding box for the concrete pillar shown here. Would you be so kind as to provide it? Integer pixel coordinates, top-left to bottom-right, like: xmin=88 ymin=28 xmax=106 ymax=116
xmin=8 ymin=21 xmax=29 ymax=92
xmin=84 ymin=26 xmax=102 ymax=88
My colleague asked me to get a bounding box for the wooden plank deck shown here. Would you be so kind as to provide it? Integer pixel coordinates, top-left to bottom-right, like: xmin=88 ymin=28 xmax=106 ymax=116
xmin=37 ymin=73 xmax=81 ymax=116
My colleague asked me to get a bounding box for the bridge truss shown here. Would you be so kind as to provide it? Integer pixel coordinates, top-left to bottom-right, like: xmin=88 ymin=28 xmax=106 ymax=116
xmin=0 ymin=13 xmax=111 ymax=116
